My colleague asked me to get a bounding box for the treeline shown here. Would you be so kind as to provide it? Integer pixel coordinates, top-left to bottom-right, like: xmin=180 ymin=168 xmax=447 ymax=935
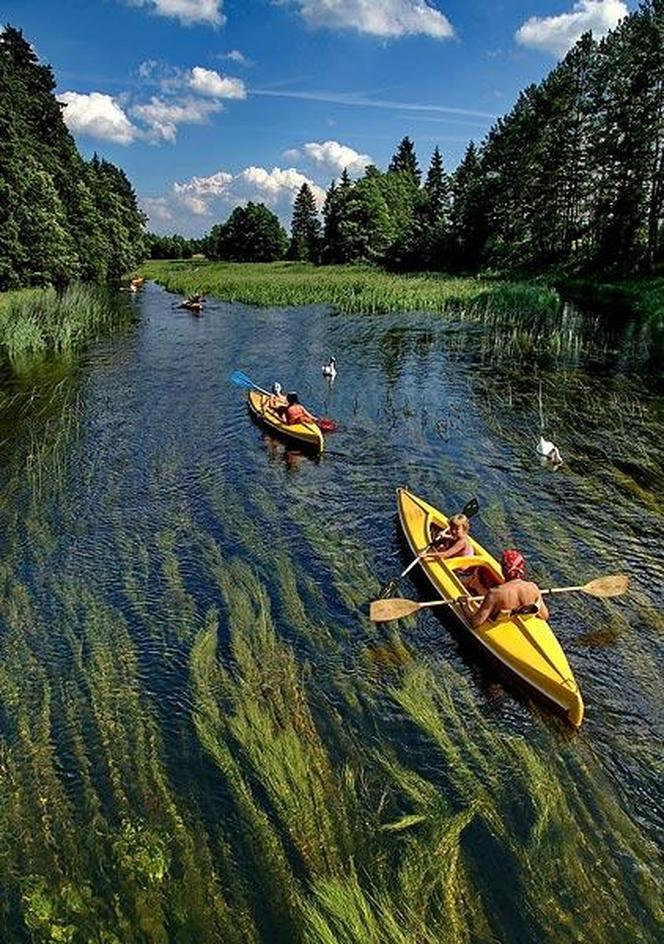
xmin=0 ymin=25 xmax=145 ymax=291
xmin=174 ymin=0 xmax=662 ymax=276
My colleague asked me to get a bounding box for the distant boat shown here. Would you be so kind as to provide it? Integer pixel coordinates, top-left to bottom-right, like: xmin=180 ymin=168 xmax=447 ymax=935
xmin=180 ymin=293 xmax=204 ymax=313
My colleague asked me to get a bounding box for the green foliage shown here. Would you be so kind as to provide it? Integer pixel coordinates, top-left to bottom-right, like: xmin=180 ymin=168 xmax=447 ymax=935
xmin=289 ymin=182 xmax=322 ymax=263
xmin=0 ymin=283 xmax=136 ymax=360
xmin=140 ymin=259 xmax=561 ymax=316
xmin=0 ymin=24 xmax=145 ymax=290
xmin=208 ymin=202 xmax=288 ymax=262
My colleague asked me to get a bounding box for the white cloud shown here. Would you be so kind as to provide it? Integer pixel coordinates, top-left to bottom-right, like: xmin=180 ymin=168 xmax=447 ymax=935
xmin=220 ymin=49 xmax=251 ymax=65
xmin=515 ymin=0 xmax=627 ymax=56
xmin=302 ymin=140 xmax=372 ymax=175
xmin=171 ymin=165 xmax=325 ymax=218
xmin=188 ymin=66 xmax=246 ymax=98
xmin=281 ymin=0 xmax=454 ymax=39
xmin=282 ymin=147 xmax=302 ymax=162
xmin=58 ymin=91 xmax=139 ymax=145
xmin=131 ymin=95 xmax=222 ymax=142
xmin=141 ymin=196 xmax=174 ymax=222
xmin=128 ymin=0 xmax=225 ymax=27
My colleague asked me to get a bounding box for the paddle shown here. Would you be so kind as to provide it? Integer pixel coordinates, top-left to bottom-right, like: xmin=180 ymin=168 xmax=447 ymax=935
xmin=378 ymin=497 xmax=480 ymax=598
xmin=229 ymin=370 xmax=339 ymax=431
xmin=370 ymin=574 xmax=629 ymax=622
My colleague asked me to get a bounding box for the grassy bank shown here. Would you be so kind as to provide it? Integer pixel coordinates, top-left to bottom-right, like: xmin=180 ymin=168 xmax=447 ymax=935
xmin=556 ymin=275 xmax=664 ymax=320
xmin=139 ymin=260 xmax=561 ymax=316
xmin=0 ymin=283 xmax=135 ymax=362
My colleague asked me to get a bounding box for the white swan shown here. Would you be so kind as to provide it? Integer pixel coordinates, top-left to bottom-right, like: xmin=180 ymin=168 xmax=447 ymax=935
xmin=537 ymin=436 xmax=563 ymax=467
xmin=322 ymin=357 xmax=337 ymax=379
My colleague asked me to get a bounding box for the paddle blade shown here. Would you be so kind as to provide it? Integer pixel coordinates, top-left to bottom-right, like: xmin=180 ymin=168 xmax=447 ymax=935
xmin=462 ymin=497 xmax=480 ymax=519
xmin=370 ymin=598 xmax=422 ymax=622
xmin=230 ymin=370 xmax=254 ymax=389
xmin=582 ymin=574 xmax=629 ymax=598
xmin=316 ymin=417 xmax=338 ymax=432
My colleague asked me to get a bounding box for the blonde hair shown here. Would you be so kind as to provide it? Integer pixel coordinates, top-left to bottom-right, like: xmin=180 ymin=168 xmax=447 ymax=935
xmin=448 ymin=514 xmax=469 ymax=533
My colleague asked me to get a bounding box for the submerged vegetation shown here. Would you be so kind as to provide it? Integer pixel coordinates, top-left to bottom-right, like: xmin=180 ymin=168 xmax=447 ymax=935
xmin=139 ymin=259 xmax=561 ymax=316
xmin=0 ymin=286 xmax=660 ymax=942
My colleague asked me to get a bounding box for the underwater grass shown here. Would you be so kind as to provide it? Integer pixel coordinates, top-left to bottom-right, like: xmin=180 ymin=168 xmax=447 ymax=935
xmin=139 ymin=259 xmax=562 ymax=317
xmin=0 ymin=284 xmax=135 ymax=361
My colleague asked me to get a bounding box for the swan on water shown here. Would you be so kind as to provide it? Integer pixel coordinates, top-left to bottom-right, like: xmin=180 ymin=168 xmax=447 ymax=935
xmin=537 ymin=435 xmax=563 ymax=467
xmin=322 ymin=357 xmax=337 ymax=379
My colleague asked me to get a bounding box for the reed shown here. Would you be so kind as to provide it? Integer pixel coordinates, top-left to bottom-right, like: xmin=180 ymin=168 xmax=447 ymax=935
xmin=0 ymin=283 xmax=135 ymax=361
xmin=139 ymin=260 xmax=562 ymax=317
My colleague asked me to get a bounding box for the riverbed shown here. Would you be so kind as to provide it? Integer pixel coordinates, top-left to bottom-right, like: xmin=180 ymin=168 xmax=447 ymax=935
xmin=0 ymin=282 xmax=661 ymax=942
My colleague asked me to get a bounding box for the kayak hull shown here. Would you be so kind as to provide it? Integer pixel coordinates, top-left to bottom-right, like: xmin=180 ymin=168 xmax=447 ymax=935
xmin=396 ymin=487 xmax=584 ymax=728
xmin=248 ymin=390 xmax=324 ymax=453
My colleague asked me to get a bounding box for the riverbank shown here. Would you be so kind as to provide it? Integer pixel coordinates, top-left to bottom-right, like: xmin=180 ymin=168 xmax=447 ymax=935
xmin=556 ymin=275 xmax=664 ymax=320
xmin=0 ymin=283 xmax=136 ymax=362
xmin=138 ymin=260 xmax=561 ymax=316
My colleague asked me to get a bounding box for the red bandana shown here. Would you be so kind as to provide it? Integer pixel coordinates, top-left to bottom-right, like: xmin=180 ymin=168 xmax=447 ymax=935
xmin=501 ymin=549 xmax=526 ymax=580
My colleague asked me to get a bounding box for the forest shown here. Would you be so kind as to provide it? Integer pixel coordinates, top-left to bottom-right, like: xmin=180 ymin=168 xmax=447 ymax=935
xmin=0 ymin=25 xmax=145 ymax=291
xmin=160 ymin=0 xmax=663 ymax=278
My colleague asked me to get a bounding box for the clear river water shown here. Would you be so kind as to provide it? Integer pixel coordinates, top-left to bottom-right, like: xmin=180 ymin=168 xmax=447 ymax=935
xmin=0 ymin=282 xmax=661 ymax=943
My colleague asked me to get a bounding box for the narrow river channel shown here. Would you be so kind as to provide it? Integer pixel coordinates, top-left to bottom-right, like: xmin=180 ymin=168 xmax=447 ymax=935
xmin=0 ymin=282 xmax=661 ymax=942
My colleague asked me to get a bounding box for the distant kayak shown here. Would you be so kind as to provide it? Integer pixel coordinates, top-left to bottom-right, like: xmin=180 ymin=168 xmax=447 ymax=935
xmin=397 ymin=486 xmax=584 ymax=727
xmin=247 ymin=390 xmax=324 ymax=453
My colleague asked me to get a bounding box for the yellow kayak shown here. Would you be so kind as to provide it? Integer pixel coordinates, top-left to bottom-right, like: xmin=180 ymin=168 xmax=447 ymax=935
xmin=247 ymin=390 xmax=324 ymax=453
xmin=396 ymin=487 xmax=584 ymax=728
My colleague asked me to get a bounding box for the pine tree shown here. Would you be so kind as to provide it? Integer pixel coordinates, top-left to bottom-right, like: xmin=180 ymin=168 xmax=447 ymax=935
xmin=423 ymin=147 xmax=450 ymax=225
xmin=288 ymin=183 xmax=322 ymax=263
xmin=388 ymin=136 xmax=421 ymax=184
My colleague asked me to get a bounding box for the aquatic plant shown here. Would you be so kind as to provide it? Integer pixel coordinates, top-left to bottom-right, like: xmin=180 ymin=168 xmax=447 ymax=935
xmin=0 ymin=284 xmax=135 ymax=361
xmin=139 ymin=260 xmax=562 ymax=317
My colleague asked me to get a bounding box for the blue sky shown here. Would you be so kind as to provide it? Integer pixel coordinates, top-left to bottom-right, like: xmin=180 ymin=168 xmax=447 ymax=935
xmin=2 ymin=1 xmax=633 ymax=234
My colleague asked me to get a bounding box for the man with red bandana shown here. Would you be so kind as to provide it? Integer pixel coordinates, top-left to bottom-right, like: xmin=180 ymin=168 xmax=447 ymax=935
xmin=462 ymin=549 xmax=549 ymax=628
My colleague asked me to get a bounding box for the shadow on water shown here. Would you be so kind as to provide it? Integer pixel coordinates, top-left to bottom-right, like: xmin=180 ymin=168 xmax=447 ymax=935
xmin=0 ymin=281 xmax=661 ymax=943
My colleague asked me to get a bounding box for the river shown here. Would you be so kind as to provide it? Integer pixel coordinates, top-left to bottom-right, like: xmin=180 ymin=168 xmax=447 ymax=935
xmin=0 ymin=282 xmax=661 ymax=943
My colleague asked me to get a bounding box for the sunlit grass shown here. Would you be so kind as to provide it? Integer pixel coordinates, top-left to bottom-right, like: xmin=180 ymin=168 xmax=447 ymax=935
xmin=0 ymin=283 xmax=135 ymax=361
xmin=139 ymin=259 xmax=562 ymax=317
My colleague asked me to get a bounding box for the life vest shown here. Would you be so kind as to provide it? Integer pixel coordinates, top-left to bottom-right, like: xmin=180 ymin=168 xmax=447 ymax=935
xmin=285 ymin=403 xmax=310 ymax=424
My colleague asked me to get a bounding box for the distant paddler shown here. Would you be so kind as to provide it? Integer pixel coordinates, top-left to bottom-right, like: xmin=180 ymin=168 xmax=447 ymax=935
xmin=180 ymin=293 xmax=204 ymax=312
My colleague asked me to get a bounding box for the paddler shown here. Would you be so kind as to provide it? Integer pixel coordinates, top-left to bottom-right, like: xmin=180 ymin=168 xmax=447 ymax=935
xmin=425 ymin=515 xmax=489 ymax=594
xmin=462 ymin=549 xmax=549 ymax=628
xmin=267 ymin=382 xmax=287 ymax=409
xmin=276 ymin=391 xmax=316 ymax=425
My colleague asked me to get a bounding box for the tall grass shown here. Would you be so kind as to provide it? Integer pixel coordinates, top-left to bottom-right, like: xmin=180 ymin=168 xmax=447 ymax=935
xmin=139 ymin=260 xmax=562 ymax=317
xmin=0 ymin=283 xmax=134 ymax=361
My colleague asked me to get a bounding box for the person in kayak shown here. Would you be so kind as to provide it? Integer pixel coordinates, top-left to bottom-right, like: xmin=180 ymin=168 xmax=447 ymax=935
xmin=425 ymin=515 xmax=490 ymax=592
xmin=425 ymin=514 xmax=473 ymax=560
xmin=268 ymin=382 xmax=287 ymax=409
xmin=462 ymin=549 xmax=549 ymax=628
xmin=276 ymin=392 xmax=316 ymax=425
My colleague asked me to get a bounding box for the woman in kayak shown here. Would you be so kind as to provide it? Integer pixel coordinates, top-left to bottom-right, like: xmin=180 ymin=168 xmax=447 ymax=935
xmin=276 ymin=392 xmax=316 ymax=425
xmin=268 ymin=382 xmax=287 ymax=409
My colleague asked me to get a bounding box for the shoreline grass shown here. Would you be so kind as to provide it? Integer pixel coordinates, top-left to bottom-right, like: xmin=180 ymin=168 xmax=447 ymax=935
xmin=0 ymin=283 xmax=135 ymax=362
xmin=138 ymin=260 xmax=562 ymax=316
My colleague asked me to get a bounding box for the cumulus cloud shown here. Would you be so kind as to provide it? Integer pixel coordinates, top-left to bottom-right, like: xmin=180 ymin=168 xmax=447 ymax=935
xmin=141 ymin=196 xmax=174 ymax=222
xmin=171 ymin=165 xmax=325 ymax=217
xmin=59 ymin=91 xmax=139 ymax=145
xmin=515 ymin=0 xmax=628 ymax=56
xmin=302 ymin=140 xmax=372 ymax=176
xmin=128 ymin=0 xmax=225 ymax=27
xmin=188 ymin=66 xmax=246 ymax=98
xmin=131 ymin=95 xmax=222 ymax=142
xmin=281 ymin=0 xmax=454 ymax=39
